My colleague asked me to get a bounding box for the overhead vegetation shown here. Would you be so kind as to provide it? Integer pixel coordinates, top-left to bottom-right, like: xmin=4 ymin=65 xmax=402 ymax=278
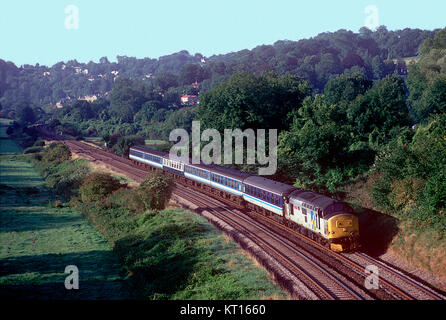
xmin=0 ymin=27 xmax=438 ymax=139
xmin=406 ymin=28 xmax=446 ymax=122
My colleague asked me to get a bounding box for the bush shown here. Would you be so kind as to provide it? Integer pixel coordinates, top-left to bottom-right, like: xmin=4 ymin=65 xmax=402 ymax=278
xmin=44 ymin=160 xmax=90 ymax=199
xmin=80 ymin=173 xmax=123 ymax=203
xmin=112 ymin=135 xmax=145 ymax=157
xmin=42 ymin=143 xmax=71 ymax=164
xmin=137 ymin=171 xmax=173 ymax=211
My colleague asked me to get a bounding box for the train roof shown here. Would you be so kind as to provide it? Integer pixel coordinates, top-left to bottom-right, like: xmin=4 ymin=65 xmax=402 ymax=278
xmin=289 ymin=190 xmax=353 ymax=217
xmin=131 ymin=145 xmax=251 ymax=181
xmin=243 ymin=176 xmax=297 ymax=196
xmin=131 ymin=145 xmax=169 ymax=158
xmin=205 ymin=163 xmax=252 ymax=180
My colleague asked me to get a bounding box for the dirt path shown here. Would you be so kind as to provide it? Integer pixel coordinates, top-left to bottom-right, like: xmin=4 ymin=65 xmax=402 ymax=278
xmin=0 ymin=135 xmax=131 ymax=299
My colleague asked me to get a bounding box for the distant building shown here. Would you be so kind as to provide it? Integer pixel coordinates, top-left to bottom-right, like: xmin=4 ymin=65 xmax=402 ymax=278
xmin=192 ymin=81 xmax=200 ymax=89
xmin=181 ymin=95 xmax=199 ymax=105
xmin=78 ymin=95 xmax=98 ymax=102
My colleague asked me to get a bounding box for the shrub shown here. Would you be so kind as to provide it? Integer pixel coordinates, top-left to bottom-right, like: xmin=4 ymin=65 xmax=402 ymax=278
xmin=42 ymin=143 xmax=71 ymax=164
xmin=44 ymin=160 xmax=90 ymax=199
xmin=112 ymin=135 xmax=145 ymax=156
xmin=80 ymin=172 xmax=123 ymax=203
xmin=137 ymin=171 xmax=173 ymax=211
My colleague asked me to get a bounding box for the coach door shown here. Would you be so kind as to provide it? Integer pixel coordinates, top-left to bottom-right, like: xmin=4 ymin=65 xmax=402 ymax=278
xmin=284 ymin=198 xmax=291 ymax=219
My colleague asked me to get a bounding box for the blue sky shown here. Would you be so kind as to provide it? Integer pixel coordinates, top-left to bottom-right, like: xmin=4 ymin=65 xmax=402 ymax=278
xmin=1 ymin=0 xmax=445 ymax=67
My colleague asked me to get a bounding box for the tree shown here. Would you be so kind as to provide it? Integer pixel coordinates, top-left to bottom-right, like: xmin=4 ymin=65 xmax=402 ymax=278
xmin=418 ymin=76 xmax=446 ymax=119
xmin=315 ymin=53 xmax=343 ymax=86
xmin=109 ymin=78 xmax=145 ymax=123
xmin=67 ymin=100 xmax=95 ymax=122
xmin=154 ymin=72 xmax=178 ymax=92
xmin=179 ymin=63 xmax=207 ymax=85
xmin=80 ymin=173 xmax=123 ymax=203
xmin=112 ymin=135 xmax=145 ymax=156
xmin=137 ymin=171 xmax=173 ymax=210
xmin=42 ymin=143 xmax=71 ymax=164
xmin=347 ymin=75 xmax=410 ymax=146
xmin=196 ymin=71 xmax=311 ymax=133
xmin=278 ymin=95 xmax=357 ymax=191
xmin=324 ymin=72 xmax=373 ymax=106
xmin=134 ymin=100 xmax=163 ymax=124
xmin=15 ymin=102 xmax=36 ymax=125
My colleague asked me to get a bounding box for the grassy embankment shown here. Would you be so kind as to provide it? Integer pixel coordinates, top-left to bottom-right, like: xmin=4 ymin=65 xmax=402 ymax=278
xmin=0 ymin=121 xmax=131 ymax=299
xmin=69 ymin=167 xmax=286 ymax=299
xmin=344 ymin=177 xmax=446 ymax=282
xmin=22 ymin=132 xmax=287 ymax=299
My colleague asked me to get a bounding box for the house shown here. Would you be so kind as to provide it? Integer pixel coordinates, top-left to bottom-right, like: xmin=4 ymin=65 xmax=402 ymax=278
xmin=181 ymin=95 xmax=199 ymax=105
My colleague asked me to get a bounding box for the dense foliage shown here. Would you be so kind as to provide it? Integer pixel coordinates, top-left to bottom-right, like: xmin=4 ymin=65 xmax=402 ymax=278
xmin=32 ymin=143 xmax=90 ymax=200
xmin=371 ymin=114 xmax=446 ymax=231
xmin=0 ymin=27 xmax=436 ymax=127
xmin=80 ymin=172 xmax=124 ymax=203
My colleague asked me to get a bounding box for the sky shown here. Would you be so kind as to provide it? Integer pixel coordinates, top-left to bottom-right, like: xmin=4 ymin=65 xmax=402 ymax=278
xmin=1 ymin=0 xmax=445 ymax=67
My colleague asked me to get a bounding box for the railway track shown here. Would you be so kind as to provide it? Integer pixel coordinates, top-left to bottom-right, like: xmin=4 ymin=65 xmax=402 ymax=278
xmin=38 ymin=129 xmax=446 ymax=300
xmin=175 ymin=183 xmax=366 ymax=300
xmin=235 ymin=195 xmax=446 ymax=300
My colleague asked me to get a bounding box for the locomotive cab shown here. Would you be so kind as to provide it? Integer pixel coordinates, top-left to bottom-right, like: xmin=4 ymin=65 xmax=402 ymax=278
xmin=327 ymin=214 xmax=360 ymax=252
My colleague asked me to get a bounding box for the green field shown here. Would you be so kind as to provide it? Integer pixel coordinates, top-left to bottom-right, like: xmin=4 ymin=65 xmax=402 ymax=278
xmin=0 ymin=138 xmax=130 ymax=299
xmin=145 ymin=139 xmax=168 ymax=146
xmin=0 ymin=120 xmax=22 ymax=155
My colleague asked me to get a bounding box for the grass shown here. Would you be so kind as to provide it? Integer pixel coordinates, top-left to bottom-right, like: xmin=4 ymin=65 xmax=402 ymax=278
xmin=0 ymin=139 xmax=131 ymax=299
xmin=145 ymin=140 xmax=167 ymax=146
xmin=76 ymin=199 xmax=287 ymax=300
xmin=389 ymin=220 xmax=446 ymax=279
xmin=0 ymin=121 xmax=22 ymax=155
